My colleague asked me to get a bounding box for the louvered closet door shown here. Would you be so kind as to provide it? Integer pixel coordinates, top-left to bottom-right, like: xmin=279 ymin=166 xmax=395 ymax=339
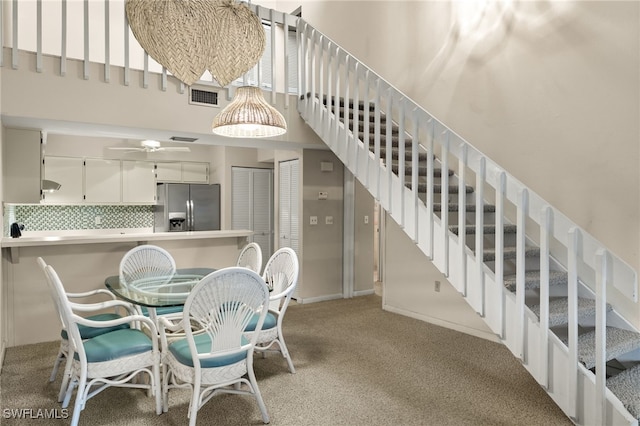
xmin=232 ymin=167 xmax=274 ymax=270
xmin=279 ymin=159 xmax=299 ymax=254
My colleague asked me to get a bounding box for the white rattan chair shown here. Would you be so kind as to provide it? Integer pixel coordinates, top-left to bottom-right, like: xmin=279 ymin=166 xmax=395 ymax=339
xmin=119 ymin=244 xmax=176 ymax=286
xmin=158 ymin=267 xmax=270 ymax=426
xmin=236 ymin=242 xmax=263 ymax=274
xmin=244 ymin=247 xmax=299 ymax=373
xmin=36 ymin=257 xmax=135 ymax=403
xmin=42 ymin=263 xmax=162 ymax=426
xmin=119 ymin=244 xmax=179 ymax=319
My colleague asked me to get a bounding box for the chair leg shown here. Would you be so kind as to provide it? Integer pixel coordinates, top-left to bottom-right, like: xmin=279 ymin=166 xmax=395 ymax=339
xmin=278 ymin=336 xmax=296 ymax=374
xmin=58 ymin=356 xmax=74 ymax=403
xmin=69 ymin=376 xmax=87 ymax=426
xmin=49 ymin=348 xmax=65 ymax=382
xmin=188 ymin=385 xmax=200 ymax=426
xmin=152 ymin=360 xmax=162 ymax=415
xmin=247 ymin=356 xmax=270 ymax=424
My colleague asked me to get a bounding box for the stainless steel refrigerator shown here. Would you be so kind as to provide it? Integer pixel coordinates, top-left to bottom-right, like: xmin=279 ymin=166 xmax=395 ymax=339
xmin=154 ymin=183 xmax=220 ymax=232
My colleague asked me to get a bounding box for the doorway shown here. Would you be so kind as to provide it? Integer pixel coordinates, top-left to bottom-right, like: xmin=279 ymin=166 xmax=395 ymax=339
xmin=231 ymin=167 xmax=274 ymax=270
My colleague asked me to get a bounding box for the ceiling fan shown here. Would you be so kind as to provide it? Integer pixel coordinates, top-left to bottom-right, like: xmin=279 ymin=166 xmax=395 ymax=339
xmin=108 ymin=139 xmax=191 ymax=153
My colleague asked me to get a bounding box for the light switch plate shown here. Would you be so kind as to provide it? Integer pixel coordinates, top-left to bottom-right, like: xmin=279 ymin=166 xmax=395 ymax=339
xmin=318 ymin=191 xmax=328 ymax=200
xmin=325 ymin=216 xmax=333 ymax=225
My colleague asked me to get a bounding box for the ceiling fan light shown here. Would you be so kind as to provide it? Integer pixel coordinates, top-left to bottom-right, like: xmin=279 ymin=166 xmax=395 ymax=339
xmin=142 ymin=139 xmax=161 ymax=149
xmin=212 ymin=86 xmax=287 ymax=138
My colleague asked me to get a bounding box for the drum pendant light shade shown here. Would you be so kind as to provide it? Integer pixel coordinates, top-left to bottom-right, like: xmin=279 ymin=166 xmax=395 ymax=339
xmin=212 ymin=86 xmax=287 ymax=138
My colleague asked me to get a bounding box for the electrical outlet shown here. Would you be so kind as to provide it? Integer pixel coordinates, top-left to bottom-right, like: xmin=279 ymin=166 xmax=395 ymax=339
xmin=325 ymin=216 xmax=333 ymax=225
xmin=310 ymin=216 xmax=318 ymax=225
xmin=435 ymin=280 xmax=441 ymax=292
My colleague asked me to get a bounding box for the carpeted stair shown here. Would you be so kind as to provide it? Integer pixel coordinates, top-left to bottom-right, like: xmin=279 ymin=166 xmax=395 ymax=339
xmin=317 ymin=94 xmax=640 ymax=422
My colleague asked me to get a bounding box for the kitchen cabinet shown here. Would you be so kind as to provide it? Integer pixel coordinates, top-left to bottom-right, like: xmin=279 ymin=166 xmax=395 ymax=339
xmin=156 ymin=161 xmax=209 ymax=184
xmin=42 ymin=156 xmax=84 ymax=204
xmin=84 ymin=158 xmax=121 ymax=203
xmin=122 ymin=160 xmax=156 ymax=203
xmin=3 ymin=128 xmax=41 ymax=203
xmin=155 ymin=162 xmax=182 ymax=182
xmin=182 ymin=162 xmax=209 ymax=183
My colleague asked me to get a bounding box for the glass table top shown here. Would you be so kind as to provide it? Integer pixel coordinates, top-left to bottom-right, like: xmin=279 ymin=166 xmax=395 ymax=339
xmin=104 ymin=267 xmax=216 ymax=308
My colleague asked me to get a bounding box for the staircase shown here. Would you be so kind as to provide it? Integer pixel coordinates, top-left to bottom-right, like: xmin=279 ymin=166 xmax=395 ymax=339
xmin=297 ymin=19 xmax=640 ymax=426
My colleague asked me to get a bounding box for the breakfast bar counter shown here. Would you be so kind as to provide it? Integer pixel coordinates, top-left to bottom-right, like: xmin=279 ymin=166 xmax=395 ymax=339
xmin=1 ymin=229 xmax=253 ymax=347
xmin=1 ymin=229 xmax=253 ymax=248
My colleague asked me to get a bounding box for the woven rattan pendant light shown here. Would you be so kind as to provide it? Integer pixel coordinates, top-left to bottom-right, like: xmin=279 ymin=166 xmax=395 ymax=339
xmin=212 ymin=86 xmax=287 ymax=138
xmin=125 ymin=0 xmax=217 ymax=86
xmin=209 ymin=0 xmax=266 ymax=87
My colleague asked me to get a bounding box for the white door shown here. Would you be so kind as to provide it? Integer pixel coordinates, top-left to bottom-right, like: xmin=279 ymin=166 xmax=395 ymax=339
xmin=232 ymin=167 xmax=274 ymax=270
xmin=278 ymin=159 xmax=299 ymax=254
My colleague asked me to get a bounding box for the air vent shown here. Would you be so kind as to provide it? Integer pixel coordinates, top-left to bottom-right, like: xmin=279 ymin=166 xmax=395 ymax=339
xmin=170 ymin=136 xmax=198 ymax=143
xmin=189 ymin=88 xmax=218 ymax=107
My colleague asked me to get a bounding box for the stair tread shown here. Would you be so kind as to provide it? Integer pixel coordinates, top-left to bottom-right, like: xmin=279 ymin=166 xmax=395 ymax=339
xmin=414 ymin=183 xmax=474 ymax=194
xmin=449 ymin=224 xmax=518 ymax=235
xmin=503 ymin=270 xmax=569 ymax=292
xmin=607 ymin=363 xmax=640 ymax=420
xmin=530 ymin=297 xmax=612 ymax=328
xmin=395 ymin=165 xmax=453 ymax=177
xmin=483 ymin=246 xmax=540 ymax=262
xmin=567 ymin=327 xmax=640 ymax=370
xmin=434 ymin=203 xmax=496 ymax=213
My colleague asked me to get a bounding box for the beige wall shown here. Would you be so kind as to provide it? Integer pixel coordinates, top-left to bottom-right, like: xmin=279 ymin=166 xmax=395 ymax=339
xmin=300 ymin=149 xmax=344 ymax=301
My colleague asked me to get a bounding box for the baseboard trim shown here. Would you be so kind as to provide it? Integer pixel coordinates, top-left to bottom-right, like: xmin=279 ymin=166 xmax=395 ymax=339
xmin=353 ymin=289 xmax=375 ymax=297
xmin=296 ymin=293 xmax=343 ymax=304
xmin=383 ymin=304 xmax=500 ymax=343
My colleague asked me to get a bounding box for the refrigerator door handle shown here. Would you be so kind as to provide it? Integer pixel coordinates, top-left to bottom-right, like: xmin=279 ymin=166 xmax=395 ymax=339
xmin=189 ymin=200 xmax=195 ymax=231
xmin=186 ymin=200 xmax=191 ymax=231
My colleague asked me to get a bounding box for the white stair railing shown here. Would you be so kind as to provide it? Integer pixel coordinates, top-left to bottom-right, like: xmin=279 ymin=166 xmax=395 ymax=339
xmin=297 ymin=17 xmax=638 ymax=425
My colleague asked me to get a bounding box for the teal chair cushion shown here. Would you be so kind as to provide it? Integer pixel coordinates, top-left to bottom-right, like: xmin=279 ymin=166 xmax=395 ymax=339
xmin=75 ymin=329 xmax=152 ymax=362
xmin=141 ymin=306 xmax=183 ymax=316
xmin=244 ymin=312 xmax=277 ymax=332
xmin=168 ymin=333 xmax=248 ymax=368
xmin=61 ymin=313 xmax=129 ymax=340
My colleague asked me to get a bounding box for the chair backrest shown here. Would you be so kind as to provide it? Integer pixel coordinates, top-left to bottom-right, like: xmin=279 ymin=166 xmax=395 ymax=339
xmin=236 ymin=242 xmax=263 ymax=274
xmin=119 ymin=244 xmax=176 ymax=286
xmin=42 ymin=264 xmax=88 ymax=364
xmin=262 ymin=247 xmax=299 ymax=312
xmin=182 ymin=267 xmax=269 ymax=369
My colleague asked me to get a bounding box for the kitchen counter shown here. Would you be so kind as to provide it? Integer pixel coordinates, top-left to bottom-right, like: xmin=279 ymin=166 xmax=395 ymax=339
xmin=2 ymin=229 xmax=254 ymax=347
xmin=1 ymin=229 xmax=253 ymax=248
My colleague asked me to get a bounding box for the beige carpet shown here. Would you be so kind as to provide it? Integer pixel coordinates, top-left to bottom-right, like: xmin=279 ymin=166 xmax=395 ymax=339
xmin=0 ymin=294 xmax=572 ymax=425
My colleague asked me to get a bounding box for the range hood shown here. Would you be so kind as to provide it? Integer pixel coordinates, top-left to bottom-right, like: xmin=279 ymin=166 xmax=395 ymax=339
xmin=42 ymin=179 xmax=61 ymax=192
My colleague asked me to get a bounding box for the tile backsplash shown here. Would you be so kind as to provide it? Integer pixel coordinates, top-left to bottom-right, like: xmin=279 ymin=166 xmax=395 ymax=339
xmin=5 ymin=204 xmax=154 ymax=235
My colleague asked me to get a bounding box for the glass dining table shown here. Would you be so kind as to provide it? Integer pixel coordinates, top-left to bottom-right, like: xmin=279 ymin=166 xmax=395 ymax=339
xmin=104 ymin=267 xmax=216 ymax=308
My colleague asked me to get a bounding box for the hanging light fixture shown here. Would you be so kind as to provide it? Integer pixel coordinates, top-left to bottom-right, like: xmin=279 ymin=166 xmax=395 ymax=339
xmin=212 ymin=86 xmax=287 ymax=138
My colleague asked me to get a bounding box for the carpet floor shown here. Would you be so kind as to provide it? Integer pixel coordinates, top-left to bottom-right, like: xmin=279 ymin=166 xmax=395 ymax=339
xmin=0 ymin=294 xmax=572 ymax=425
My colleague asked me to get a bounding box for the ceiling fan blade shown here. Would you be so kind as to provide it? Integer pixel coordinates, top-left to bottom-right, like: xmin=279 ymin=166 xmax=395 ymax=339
xmin=108 ymin=147 xmax=145 ymax=151
xmin=158 ymin=147 xmax=191 ymax=152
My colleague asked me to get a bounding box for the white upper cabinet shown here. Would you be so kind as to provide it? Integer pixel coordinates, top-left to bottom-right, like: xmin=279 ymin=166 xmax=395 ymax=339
xmin=84 ymin=158 xmax=121 ymax=203
xmin=122 ymin=160 xmax=156 ymax=203
xmin=182 ymin=162 xmax=209 ymax=183
xmin=155 ymin=162 xmax=182 ymax=182
xmin=157 ymin=161 xmax=209 ymax=183
xmin=42 ymin=156 xmax=84 ymax=204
